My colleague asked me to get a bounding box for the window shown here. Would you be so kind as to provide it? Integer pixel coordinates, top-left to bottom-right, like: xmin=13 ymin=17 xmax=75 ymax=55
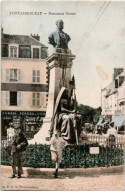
xmin=41 ymin=47 xmax=48 ymax=59
xmin=115 ymin=79 xmax=118 ymax=88
xmin=19 ymin=45 xmax=31 ymax=58
xmin=6 ymin=69 xmax=21 ymax=82
xmin=6 ymin=91 xmax=22 ymax=106
xmin=10 ymin=92 xmax=17 ymax=106
xmin=2 ymin=44 xmax=8 ymax=57
xmin=33 ymin=48 xmax=39 ymax=58
xmin=10 ymin=69 xmax=18 ymax=82
xmin=10 ymin=46 xmax=17 ymax=57
xmin=32 ymin=93 xmax=40 ymax=106
xmin=119 ymin=76 xmax=124 ymax=87
xmin=32 ymin=70 xmax=40 ymax=83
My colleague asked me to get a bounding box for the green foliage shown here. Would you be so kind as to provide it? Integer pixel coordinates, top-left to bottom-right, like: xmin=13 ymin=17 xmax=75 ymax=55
xmin=1 ymin=147 xmax=11 ymax=166
xmin=77 ymin=104 xmax=102 ymax=125
xmin=1 ymin=144 xmax=124 ymax=168
xmin=93 ymin=107 xmax=102 ymax=124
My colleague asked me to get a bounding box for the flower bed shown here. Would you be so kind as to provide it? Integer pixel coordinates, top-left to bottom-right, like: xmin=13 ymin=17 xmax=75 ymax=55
xmin=1 ymin=144 xmax=124 ymax=168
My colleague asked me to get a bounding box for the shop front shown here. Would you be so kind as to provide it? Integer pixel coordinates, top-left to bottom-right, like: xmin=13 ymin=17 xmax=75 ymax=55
xmin=1 ymin=111 xmax=46 ymax=139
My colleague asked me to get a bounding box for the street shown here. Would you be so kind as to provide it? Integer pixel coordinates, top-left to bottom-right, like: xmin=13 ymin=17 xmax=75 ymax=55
xmin=1 ymin=172 xmax=124 ymax=191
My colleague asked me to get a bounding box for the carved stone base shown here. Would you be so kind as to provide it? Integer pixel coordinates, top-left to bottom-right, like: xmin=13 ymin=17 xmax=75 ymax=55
xmin=28 ymin=49 xmax=75 ymax=144
xmin=28 ymin=117 xmax=51 ymax=144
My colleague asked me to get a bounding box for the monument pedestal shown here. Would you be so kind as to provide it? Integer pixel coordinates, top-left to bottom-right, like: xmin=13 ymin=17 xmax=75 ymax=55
xmin=29 ymin=49 xmax=75 ymax=144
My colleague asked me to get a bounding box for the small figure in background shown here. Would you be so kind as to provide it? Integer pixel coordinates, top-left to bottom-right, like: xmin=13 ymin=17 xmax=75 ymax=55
xmin=106 ymin=122 xmax=117 ymax=147
xmin=97 ymin=126 xmax=103 ymax=135
xmin=10 ymin=129 xmax=28 ymax=179
xmin=107 ymin=122 xmax=117 ymax=137
xmin=7 ymin=123 xmax=15 ymax=142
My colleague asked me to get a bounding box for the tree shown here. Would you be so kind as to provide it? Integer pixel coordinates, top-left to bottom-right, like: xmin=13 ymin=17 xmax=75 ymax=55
xmin=77 ymin=104 xmax=101 ymax=125
xmin=93 ymin=107 xmax=102 ymax=124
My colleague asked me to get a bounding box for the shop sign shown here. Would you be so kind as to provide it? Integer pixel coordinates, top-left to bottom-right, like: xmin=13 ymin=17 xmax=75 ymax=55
xmin=2 ymin=111 xmax=46 ymax=116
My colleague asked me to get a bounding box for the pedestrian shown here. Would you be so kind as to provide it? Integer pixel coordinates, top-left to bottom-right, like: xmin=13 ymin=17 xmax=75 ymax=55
xmin=107 ymin=121 xmax=117 ymax=137
xmin=106 ymin=122 xmax=117 ymax=147
xmin=7 ymin=123 xmax=15 ymax=142
xmin=50 ymin=134 xmax=67 ymax=178
xmin=10 ymin=129 xmax=28 ymax=178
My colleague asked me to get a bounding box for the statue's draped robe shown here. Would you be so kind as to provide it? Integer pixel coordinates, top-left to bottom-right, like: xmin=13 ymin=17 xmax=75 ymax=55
xmin=50 ymin=87 xmax=82 ymax=163
xmin=54 ymin=97 xmax=82 ymax=144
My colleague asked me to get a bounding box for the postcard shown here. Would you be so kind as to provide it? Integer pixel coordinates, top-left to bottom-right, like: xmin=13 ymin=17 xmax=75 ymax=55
xmin=1 ymin=0 xmax=125 ymax=191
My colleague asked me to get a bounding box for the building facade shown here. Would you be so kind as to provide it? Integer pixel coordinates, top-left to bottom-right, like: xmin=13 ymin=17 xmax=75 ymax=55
xmin=1 ymin=28 xmax=49 ymax=138
xmin=98 ymin=68 xmax=125 ymax=132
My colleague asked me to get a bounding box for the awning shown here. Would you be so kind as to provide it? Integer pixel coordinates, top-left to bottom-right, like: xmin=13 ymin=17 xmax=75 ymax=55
xmin=119 ymin=121 xmax=125 ymax=132
xmin=102 ymin=121 xmax=108 ymax=126
xmin=110 ymin=88 xmax=117 ymax=95
xmin=112 ymin=116 xmax=125 ymax=127
xmin=105 ymin=88 xmax=118 ymax=98
xmin=97 ymin=119 xmax=103 ymax=126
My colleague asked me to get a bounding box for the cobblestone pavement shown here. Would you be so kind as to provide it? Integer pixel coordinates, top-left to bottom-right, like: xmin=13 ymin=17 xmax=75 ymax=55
xmin=1 ymin=172 xmax=124 ymax=191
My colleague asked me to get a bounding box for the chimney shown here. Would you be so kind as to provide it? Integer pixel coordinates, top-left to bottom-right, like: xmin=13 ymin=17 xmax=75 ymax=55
xmin=31 ymin=34 xmax=40 ymax=41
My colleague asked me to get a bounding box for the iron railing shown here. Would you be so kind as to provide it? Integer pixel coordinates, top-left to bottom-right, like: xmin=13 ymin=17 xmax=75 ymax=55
xmin=1 ymin=135 xmax=125 ymax=168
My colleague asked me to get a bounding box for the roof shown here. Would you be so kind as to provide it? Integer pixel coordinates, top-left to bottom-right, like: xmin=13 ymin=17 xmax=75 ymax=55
xmin=102 ymin=81 xmax=115 ymax=92
xmin=105 ymin=89 xmax=111 ymax=97
xmin=105 ymin=88 xmax=117 ymax=98
xmin=110 ymin=88 xmax=117 ymax=95
xmin=2 ymin=34 xmax=47 ymax=47
xmin=115 ymin=70 xmax=125 ymax=79
xmin=102 ymin=69 xmax=124 ymax=92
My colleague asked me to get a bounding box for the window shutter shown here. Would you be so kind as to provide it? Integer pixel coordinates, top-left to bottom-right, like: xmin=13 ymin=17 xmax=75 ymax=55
xmin=32 ymin=92 xmax=40 ymax=106
xmin=37 ymin=93 xmax=40 ymax=106
xmin=6 ymin=69 xmax=10 ymax=82
xmin=41 ymin=47 xmax=48 ymax=59
xmin=32 ymin=70 xmax=36 ymax=82
xmin=17 ymin=91 xmax=22 ymax=106
xmin=18 ymin=69 xmax=21 ymax=82
xmin=32 ymin=92 xmax=35 ymax=106
xmin=37 ymin=70 xmax=40 ymax=82
xmin=6 ymin=91 xmax=9 ymax=106
xmin=2 ymin=44 xmax=8 ymax=57
xmin=37 ymin=70 xmax=40 ymax=76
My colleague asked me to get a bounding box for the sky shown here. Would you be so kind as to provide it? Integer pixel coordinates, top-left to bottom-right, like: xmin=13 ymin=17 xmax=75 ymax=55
xmin=1 ymin=0 xmax=125 ymax=108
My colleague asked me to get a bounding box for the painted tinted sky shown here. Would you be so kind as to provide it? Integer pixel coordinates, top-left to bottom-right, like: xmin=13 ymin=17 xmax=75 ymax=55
xmin=1 ymin=1 xmax=125 ymax=108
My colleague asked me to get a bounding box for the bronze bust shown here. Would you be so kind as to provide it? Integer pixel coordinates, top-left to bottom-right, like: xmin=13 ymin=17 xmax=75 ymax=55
xmin=48 ymin=19 xmax=71 ymax=49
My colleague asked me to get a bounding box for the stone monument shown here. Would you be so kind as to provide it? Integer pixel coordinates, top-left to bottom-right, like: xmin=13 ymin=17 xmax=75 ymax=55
xmin=29 ymin=20 xmax=76 ymax=144
xmin=48 ymin=19 xmax=71 ymax=49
